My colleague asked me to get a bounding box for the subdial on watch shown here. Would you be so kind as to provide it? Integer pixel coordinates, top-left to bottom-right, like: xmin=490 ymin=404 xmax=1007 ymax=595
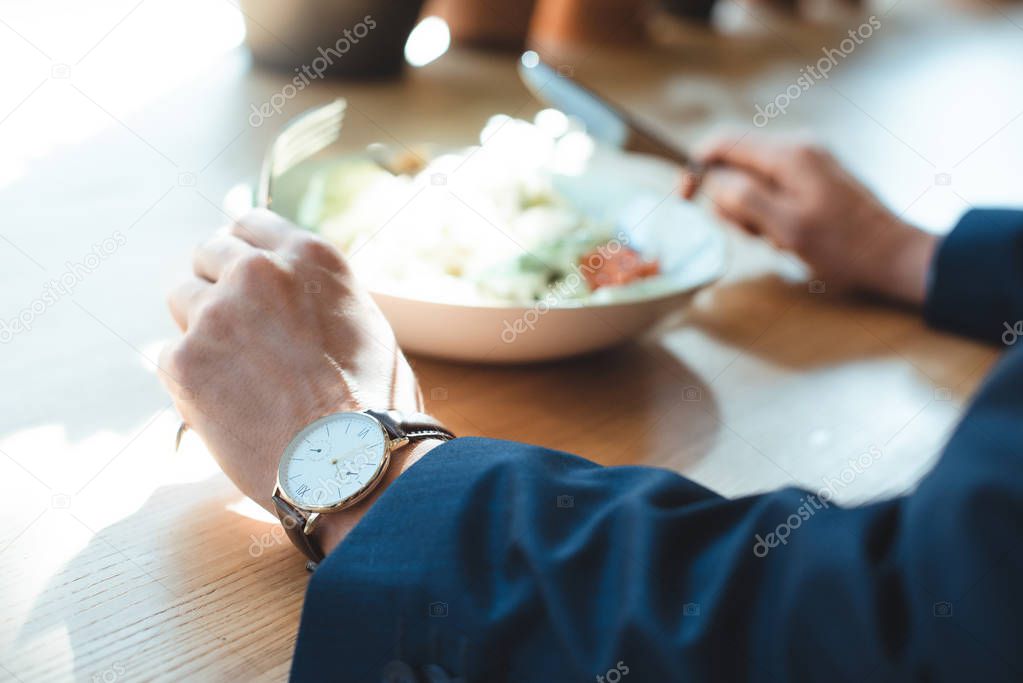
xmin=302 ymin=440 xmax=328 ymax=461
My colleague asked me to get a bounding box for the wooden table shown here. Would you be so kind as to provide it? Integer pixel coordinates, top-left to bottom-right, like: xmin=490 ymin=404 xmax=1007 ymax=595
xmin=1 ymin=1 xmax=1020 ymax=680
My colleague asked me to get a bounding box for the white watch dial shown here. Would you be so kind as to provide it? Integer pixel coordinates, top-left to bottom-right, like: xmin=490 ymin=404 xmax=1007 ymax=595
xmin=278 ymin=412 xmax=389 ymax=510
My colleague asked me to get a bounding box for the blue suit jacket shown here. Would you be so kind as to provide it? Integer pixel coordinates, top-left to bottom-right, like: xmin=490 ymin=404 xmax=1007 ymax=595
xmin=291 ymin=210 xmax=1023 ymax=682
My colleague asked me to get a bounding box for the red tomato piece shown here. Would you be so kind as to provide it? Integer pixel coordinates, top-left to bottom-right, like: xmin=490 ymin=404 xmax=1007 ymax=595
xmin=579 ymin=244 xmax=660 ymax=291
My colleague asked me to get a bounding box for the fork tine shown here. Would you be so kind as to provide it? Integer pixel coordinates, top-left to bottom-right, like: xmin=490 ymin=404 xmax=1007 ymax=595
xmin=269 ymin=103 xmax=345 ymax=170
xmin=272 ymin=117 xmax=343 ymax=163
xmin=274 ymin=128 xmax=343 ymax=171
xmin=273 ymin=125 xmax=341 ymax=161
xmin=259 ymin=98 xmax=347 ymax=208
xmin=272 ymin=99 xmax=346 ymax=146
xmin=273 ymin=132 xmax=342 ymax=178
xmin=273 ymin=110 xmax=344 ymax=152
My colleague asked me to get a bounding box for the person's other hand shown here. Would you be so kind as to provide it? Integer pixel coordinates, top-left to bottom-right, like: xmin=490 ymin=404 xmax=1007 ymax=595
xmin=682 ymin=135 xmax=938 ymax=305
xmin=159 ymin=210 xmax=427 ymax=553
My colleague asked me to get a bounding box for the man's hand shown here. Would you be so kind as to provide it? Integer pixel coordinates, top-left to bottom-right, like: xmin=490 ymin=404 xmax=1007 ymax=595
xmin=159 ymin=209 xmax=427 ymax=554
xmin=683 ymin=135 xmax=938 ymax=305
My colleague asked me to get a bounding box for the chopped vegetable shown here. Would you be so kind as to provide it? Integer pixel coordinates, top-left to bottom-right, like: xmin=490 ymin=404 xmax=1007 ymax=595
xmin=580 ymin=245 xmax=660 ymax=291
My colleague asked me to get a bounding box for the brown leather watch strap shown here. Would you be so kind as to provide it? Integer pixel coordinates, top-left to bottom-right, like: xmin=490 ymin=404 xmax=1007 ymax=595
xmin=366 ymin=410 xmax=456 ymax=443
xmin=271 ymin=492 xmax=324 ymax=567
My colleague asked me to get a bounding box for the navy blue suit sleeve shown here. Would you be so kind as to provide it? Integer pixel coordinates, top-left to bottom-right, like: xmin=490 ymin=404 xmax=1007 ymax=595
xmin=292 ymin=351 xmax=1023 ymax=683
xmin=290 ymin=210 xmax=1023 ymax=682
xmin=924 ymin=208 xmax=1023 ymax=344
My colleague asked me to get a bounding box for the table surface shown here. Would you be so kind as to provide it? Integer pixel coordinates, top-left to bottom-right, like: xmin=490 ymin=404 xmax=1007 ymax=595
xmin=1 ymin=1 xmax=1021 ymax=680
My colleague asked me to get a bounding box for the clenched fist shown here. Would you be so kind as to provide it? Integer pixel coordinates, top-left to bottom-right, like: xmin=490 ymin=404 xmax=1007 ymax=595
xmin=159 ymin=210 xmax=429 ymax=554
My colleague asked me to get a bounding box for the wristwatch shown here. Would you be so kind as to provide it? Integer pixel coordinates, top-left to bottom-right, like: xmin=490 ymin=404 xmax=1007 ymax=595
xmin=271 ymin=409 xmax=455 ymax=568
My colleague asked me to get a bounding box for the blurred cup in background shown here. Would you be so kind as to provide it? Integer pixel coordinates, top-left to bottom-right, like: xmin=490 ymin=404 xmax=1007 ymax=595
xmin=659 ymin=0 xmax=717 ymax=22
xmin=426 ymin=0 xmax=539 ymax=50
xmin=530 ymin=0 xmax=650 ymax=46
xmin=239 ymin=0 xmax=426 ymax=78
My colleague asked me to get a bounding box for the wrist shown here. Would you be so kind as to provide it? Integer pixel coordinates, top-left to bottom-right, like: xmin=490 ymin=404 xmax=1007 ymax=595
xmin=858 ymin=220 xmax=938 ymax=306
xmin=312 ymin=438 xmax=448 ymax=557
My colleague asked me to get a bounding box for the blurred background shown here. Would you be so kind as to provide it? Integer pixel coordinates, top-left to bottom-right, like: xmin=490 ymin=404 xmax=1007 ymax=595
xmin=1 ymin=0 xmax=1021 ymax=680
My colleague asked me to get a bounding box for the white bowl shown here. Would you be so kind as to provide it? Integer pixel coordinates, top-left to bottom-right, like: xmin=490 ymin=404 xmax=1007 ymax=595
xmin=269 ymin=148 xmax=728 ymax=363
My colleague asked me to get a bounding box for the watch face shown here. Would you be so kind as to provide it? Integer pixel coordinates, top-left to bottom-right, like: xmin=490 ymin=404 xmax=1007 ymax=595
xmin=277 ymin=412 xmax=390 ymax=511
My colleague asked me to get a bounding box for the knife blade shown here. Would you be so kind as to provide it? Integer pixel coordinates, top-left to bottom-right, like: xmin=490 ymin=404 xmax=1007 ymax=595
xmin=517 ymin=51 xmax=699 ymax=171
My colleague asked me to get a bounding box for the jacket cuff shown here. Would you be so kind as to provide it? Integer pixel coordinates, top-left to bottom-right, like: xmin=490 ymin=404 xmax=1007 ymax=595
xmin=289 ymin=437 xmax=600 ymax=680
xmin=289 ymin=436 xmax=719 ymax=681
xmin=924 ymin=209 xmax=1023 ymax=344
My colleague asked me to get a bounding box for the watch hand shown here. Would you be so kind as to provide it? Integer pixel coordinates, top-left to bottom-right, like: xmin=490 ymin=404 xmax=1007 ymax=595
xmin=334 ymin=446 xmax=374 ymax=466
xmin=333 ymin=458 xmax=361 ymax=477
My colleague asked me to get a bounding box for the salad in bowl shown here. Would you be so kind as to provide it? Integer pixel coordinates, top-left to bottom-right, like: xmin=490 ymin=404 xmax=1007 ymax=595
xmin=271 ymin=112 xmax=727 ymax=362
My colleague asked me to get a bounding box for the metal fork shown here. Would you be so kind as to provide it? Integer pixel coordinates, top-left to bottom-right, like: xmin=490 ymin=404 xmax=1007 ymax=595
xmin=175 ymin=98 xmax=347 ymax=452
xmin=257 ymin=97 xmax=347 ymax=208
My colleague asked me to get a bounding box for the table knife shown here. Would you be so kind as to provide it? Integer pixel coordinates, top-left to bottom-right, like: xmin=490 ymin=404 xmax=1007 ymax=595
xmin=517 ymin=51 xmax=700 ymax=171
